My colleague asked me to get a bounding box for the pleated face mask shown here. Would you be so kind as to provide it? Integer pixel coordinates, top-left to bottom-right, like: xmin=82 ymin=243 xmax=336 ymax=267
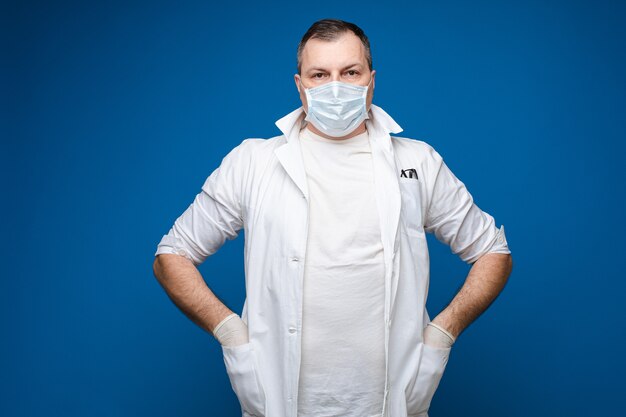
xmin=302 ymin=77 xmax=372 ymax=137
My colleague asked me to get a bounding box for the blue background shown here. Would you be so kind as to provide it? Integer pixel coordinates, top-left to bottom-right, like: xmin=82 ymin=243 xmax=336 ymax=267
xmin=4 ymin=0 xmax=625 ymax=416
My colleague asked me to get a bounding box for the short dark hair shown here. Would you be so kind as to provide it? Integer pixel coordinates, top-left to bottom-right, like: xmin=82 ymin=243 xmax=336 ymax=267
xmin=297 ymin=19 xmax=373 ymax=74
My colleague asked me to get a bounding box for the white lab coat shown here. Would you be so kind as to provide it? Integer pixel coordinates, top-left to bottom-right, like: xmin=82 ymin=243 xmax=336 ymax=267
xmin=155 ymin=104 xmax=511 ymax=417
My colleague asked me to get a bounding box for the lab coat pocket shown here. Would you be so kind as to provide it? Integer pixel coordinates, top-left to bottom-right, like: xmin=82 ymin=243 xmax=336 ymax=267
xmin=405 ymin=342 xmax=451 ymax=416
xmin=222 ymin=342 xmax=267 ymax=417
xmin=399 ymin=178 xmax=423 ymax=236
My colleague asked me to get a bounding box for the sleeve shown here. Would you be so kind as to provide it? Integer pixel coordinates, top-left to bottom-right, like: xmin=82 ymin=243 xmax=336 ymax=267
xmin=423 ymin=147 xmax=511 ymax=265
xmin=154 ymin=140 xmax=251 ymax=266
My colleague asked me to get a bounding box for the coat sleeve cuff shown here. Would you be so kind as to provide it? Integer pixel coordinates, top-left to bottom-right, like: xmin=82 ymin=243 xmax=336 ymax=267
xmin=466 ymin=224 xmax=511 ymax=264
xmin=154 ymin=234 xmax=199 ymax=265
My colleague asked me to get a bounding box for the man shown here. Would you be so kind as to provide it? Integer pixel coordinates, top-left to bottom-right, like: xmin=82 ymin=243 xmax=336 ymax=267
xmin=153 ymin=18 xmax=512 ymax=417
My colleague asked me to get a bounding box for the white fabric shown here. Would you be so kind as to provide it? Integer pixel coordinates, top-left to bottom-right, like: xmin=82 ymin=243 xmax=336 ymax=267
xmin=154 ymin=104 xmax=511 ymax=417
xmin=296 ymin=126 xmax=386 ymax=416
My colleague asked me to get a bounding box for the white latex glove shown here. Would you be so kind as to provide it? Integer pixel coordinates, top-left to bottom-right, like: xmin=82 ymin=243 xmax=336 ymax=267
xmin=212 ymin=313 xmax=249 ymax=347
xmin=424 ymin=322 xmax=456 ymax=349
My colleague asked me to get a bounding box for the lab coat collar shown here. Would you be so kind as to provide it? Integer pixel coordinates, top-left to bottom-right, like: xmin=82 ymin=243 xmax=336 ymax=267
xmin=274 ymin=104 xmax=403 ymax=148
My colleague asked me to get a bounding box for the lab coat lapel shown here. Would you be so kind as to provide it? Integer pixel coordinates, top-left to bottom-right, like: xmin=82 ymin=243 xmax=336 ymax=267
xmin=366 ymin=105 xmax=404 ymax=313
xmin=274 ymin=108 xmax=310 ymax=199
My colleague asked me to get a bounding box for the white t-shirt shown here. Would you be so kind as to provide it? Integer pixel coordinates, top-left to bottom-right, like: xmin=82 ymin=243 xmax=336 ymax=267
xmin=296 ymin=125 xmax=386 ymax=417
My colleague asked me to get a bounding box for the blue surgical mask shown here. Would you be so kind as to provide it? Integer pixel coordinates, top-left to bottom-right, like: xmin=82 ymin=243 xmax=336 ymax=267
xmin=301 ymin=77 xmax=373 ymax=137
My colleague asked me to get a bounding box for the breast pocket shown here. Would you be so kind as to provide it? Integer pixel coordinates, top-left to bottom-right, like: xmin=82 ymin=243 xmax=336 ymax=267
xmin=399 ymin=178 xmax=423 ymax=236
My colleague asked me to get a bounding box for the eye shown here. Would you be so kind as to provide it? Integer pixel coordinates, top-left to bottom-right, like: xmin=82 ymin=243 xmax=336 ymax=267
xmin=345 ymin=70 xmax=359 ymax=77
xmin=312 ymin=73 xmax=326 ymax=79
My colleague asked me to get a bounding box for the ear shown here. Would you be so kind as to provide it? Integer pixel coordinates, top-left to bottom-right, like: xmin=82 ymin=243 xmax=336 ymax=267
xmin=294 ymin=74 xmax=302 ymax=93
xmin=371 ymin=69 xmax=376 ymax=90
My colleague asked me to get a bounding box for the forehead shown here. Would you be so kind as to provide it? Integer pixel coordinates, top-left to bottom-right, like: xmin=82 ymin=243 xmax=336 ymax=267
xmin=300 ymin=32 xmax=367 ymax=71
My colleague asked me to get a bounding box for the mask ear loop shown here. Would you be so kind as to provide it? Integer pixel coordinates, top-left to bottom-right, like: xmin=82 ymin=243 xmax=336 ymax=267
xmin=298 ymin=76 xmax=311 ymax=93
xmin=364 ymin=73 xmax=374 ymax=116
xmin=297 ymin=77 xmax=311 ymax=128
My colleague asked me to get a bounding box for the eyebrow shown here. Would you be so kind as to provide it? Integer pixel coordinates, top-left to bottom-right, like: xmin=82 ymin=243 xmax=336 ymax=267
xmin=306 ymin=63 xmax=363 ymax=74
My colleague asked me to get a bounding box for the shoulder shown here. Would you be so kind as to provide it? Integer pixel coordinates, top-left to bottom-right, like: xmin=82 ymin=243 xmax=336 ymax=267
xmin=218 ymin=135 xmax=286 ymax=176
xmin=238 ymin=134 xmax=286 ymax=153
xmin=222 ymin=134 xmax=285 ymax=160
xmin=203 ymin=135 xmax=286 ymax=190
xmin=391 ymin=135 xmax=444 ymax=166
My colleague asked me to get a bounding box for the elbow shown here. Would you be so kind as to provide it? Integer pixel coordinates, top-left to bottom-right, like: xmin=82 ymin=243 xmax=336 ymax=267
xmin=503 ymin=252 xmax=513 ymax=275
xmin=152 ymin=253 xmax=196 ymax=284
xmin=153 ymin=255 xmax=165 ymax=283
xmin=494 ymin=251 xmax=513 ymax=269
xmin=476 ymin=252 xmax=513 ymax=281
xmin=499 ymin=253 xmax=513 ymax=284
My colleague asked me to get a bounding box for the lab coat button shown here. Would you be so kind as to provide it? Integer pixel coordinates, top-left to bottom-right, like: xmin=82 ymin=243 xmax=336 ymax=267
xmin=177 ymin=249 xmax=187 ymax=256
xmin=291 ymin=257 xmax=299 ymax=262
xmin=288 ymin=327 xmax=297 ymax=334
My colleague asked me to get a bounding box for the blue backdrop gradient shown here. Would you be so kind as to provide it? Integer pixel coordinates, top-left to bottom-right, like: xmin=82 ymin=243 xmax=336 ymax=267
xmin=4 ymin=0 xmax=626 ymax=416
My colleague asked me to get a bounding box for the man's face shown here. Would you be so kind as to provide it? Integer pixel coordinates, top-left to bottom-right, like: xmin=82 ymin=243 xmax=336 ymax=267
xmin=295 ymin=31 xmax=376 ymax=116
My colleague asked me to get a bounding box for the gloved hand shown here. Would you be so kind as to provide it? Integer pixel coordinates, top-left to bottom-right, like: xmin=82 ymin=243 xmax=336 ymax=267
xmin=424 ymin=322 xmax=456 ymax=349
xmin=212 ymin=313 xmax=249 ymax=347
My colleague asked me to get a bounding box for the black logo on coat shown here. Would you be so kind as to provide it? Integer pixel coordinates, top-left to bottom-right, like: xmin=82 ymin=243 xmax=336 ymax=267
xmin=400 ymin=168 xmax=418 ymax=180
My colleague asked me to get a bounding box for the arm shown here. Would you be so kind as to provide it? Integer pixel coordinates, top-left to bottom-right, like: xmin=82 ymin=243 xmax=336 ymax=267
xmin=423 ymin=146 xmax=513 ymax=343
xmin=153 ymin=253 xmax=233 ymax=334
xmin=153 ymin=140 xmax=252 ymax=345
xmin=431 ymin=252 xmax=513 ymax=339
